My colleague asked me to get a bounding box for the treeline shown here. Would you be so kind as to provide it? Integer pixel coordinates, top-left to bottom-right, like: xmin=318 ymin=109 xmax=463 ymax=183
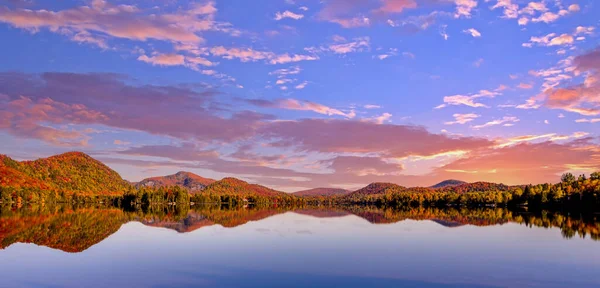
xmin=2 ymin=171 xmax=600 ymax=212
xmin=119 ymin=185 xmax=304 ymax=208
xmin=330 ymin=172 xmax=600 ymax=211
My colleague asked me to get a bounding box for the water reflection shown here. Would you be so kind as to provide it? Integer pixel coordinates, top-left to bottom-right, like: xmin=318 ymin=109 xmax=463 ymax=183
xmin=1 ymin=204 xmax=599 ymax=253
xmin=1 ymin=205 xmax=600 ymax=288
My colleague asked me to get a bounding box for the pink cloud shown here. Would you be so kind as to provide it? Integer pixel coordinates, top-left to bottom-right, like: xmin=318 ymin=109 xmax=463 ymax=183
xmin=259 ymin=119 xmax=494 ymax=158
xmin=209 ymin=46 xmax=318 ymax=64
xmin=438 ymin=139 xmax=600 ymax=184
xmin=0 ymin=0 xmax=236 ymax=51
xmin=543 ymin=47 xmax=600 ymax=116
xmin=247 ymin=98 xmax=355 ymax=118
xmin=137 ymin=54 xmax=186 ymax=66
xmin=0 ymin=72 xmax=271 ymax=143
xmin=317 ymin=0 xmax=418 ymax=28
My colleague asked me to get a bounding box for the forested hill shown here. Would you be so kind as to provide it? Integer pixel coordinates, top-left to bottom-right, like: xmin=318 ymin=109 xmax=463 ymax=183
xmin=135 ymin=171 xmax=215 ymax=193
xmin=0 ymin=152 xmax=130 ymax=197
xmin=202 ymin=177 xmax=286 ymax=197
xmin=430 ymin=180 xmax=467 ymax=188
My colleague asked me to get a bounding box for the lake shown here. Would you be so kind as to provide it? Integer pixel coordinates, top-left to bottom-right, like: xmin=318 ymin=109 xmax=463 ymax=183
xmin=0 ymin=205 xmax=599 ymax=288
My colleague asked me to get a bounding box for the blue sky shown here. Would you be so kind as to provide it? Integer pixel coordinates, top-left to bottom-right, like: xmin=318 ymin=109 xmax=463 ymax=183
xmin=0 ymin=0 xmax=599 ymax=191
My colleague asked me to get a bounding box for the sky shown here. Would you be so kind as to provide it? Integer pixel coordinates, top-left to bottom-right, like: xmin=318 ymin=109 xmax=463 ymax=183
xmin=0 ymin=0 xmax=599 ymax=191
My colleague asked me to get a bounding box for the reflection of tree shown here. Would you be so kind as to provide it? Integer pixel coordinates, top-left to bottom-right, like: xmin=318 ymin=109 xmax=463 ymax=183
xmin=0 ymin=205 xmax=598 ymax=253
xmin=339 ymin=206 xmax=600 ymax=240
xmin=0 ymin=205 xmax=128 ymax=253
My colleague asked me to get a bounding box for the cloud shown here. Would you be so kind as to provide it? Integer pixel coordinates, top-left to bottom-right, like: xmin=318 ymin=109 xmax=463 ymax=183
xmin=372 ymin=112 xmax=393 ymax=124
xmin=436 ymin=89 xmax=501 ymax=109
xmin=444 ymin=113 xmax=480 ymax=125
xmin=308 ymin=37 xmax=371 ymax=55
xmin=0 ymin=1 xmax=230 ymax=47
xmin=0 ymin=96 xmax=107 ymax=146
xmin=574 ymin=26 xmax=595 ymax=36
xmin=330 ymin=37 xmax=370 ymax=54
xmin=137 ymin=53 xmax=185 ymax=66
xmin=316 ymin=0 xmax=417 ymax=28
xmin=576 ymin=118 xmax=600 ymax=123
xmin=524 ymin=33 xmax=574 ymax=47
xmin=518 ymin=17 xmax=529 ymax=25
xmin=454 ymin=0 xmax=477 ymax=18
xmin=325 ymin=156 xmax=403 ymax=176
xmin=364 ymin=104 xmax=381 ymax=109
xmin=274 ymin=10 xmax=304 ymax=21
xmin=376 ymin=48 xmax=399 ymax=60
xmin=438 ymin=139 xmax=599 ymax=185
xmin=295 ymin=81 xmax=308 ymax=90
xmin=542 ymin=47 xmax=600 ymax=116
xmin=270 ymin=66 xmax=301 ymax=77
xmin=209 ymin=46 xmax=318 ymax=64
xmin=493 ymin=0 xmax=578 ymax=26
xmin=260 ymin=119 xmax=494 ymax=159
xmin=471 ymin=116 xmax=519 ymax=129
xmin=246 ymin=98 xmax=355 ymax=118
xmin=114 ymin=139 xmax=131 ymax=145
xmin=463 ymin=28 xmax=481 ymax=38
xmin=519 ymin=1 xmax=547 ymax=15
xmin=0 ymin=72 xmax=271 ymax=144
xmin=517 ymin=83 xmax=533 ymax=89
xmin=490 ymin=0 xmax=518 ymax=19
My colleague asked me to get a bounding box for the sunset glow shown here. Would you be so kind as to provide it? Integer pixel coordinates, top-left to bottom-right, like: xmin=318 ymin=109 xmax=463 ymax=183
xmin=0 ymin=0 xmax=598 ymax=191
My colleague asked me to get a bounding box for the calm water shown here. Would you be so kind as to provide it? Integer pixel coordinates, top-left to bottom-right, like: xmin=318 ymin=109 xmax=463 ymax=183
xmin=0 ymin=206 xmax=599 ymax=288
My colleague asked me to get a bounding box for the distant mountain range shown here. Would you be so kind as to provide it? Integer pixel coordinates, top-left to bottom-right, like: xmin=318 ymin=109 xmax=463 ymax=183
xmin=0 ymin=151 xmax=513 ymax=199
xmin=293 ymin=188 xmax=351 ymax=197
xmin=135 ymin=171 xmax=215 ymax=193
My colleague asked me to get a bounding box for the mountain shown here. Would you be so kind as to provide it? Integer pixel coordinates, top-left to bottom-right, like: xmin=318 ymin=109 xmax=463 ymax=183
xmin=136 ymin=171 xmax=215 ymax=193
xmin=345 ymin=182 xmax=405 ymax=198
xmin=430 ymin=179 xmax=467 ymax=189
xmin=0 ymin=152 xmax=129 ymax=196
xmin=202 ymin=177 xmax=285 ymax=197
xmin=293 ymin=188 xmax=351 ymax=197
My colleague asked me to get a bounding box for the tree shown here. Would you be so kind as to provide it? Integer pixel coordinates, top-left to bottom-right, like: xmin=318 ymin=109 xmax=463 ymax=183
xmin=561 ymin=173 xmax=576 ymax=184
xmin=591 ymin=172 xmax=600 ymax=180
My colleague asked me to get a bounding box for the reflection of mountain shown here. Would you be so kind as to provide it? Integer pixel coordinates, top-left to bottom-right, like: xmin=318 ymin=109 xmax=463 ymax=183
xmin=344 ymin=206 xmax=512 ymax=227
xmin=138 ymin=206 xmax=286 ymax=231
xmin=140 ymin=212 xmax=215 ymax=233
xmin=293 ymin=209 xmax=351 ymax=218
xmin=430 ymin=219 xmax=465 ymax=228
xmin=0 ymin=207 xmax=128 ymax=253
xmin=0 ymin=205 xmax=598 ymax=253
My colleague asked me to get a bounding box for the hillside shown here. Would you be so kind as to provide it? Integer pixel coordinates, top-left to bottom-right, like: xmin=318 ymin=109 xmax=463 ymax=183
xmin=431 ymin=179 xmax=467 ymax=189
xmin=0 ymin=152 xmax=130 ymax=197
xmin=346 ymin=182 xmax=405 ymax=198
xmin=136 ymin=171 xmax=215 ymax=193
xmin=202 ymin=177 xmax=285 ymax=197
xmin=436 ymin=182 xmax=510 ymax=193
xmin=293 ymin=188 xmax=351 ymax=197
